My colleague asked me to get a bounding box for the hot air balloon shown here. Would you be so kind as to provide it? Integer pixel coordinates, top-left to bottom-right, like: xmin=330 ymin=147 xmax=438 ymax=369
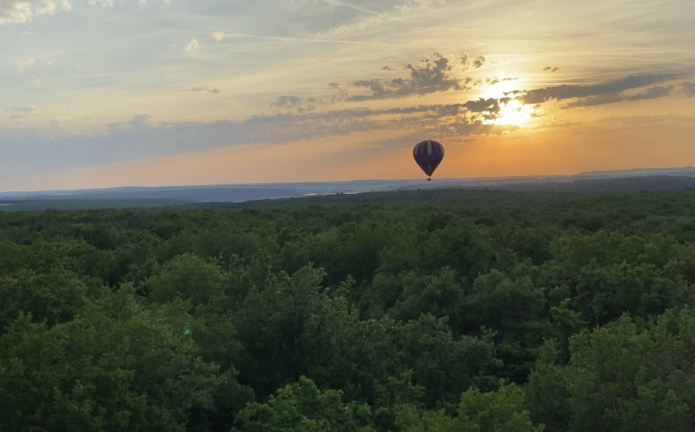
xmin=413 ymin=140 xmax=444 ymax=181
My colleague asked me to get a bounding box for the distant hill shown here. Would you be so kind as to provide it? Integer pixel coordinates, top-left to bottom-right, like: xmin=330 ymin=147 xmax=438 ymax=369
xmin=575 ymin=167 xmax=695 ymax=178
xmin=0 ymin=168 xmax=694 ymax=211
xmin=475 ymin=175 xmax=695 ymax=193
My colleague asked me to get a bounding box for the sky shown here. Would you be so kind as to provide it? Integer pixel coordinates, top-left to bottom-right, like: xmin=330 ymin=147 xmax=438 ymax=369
xmin=1 ymin=0 xmax=694 ymax=191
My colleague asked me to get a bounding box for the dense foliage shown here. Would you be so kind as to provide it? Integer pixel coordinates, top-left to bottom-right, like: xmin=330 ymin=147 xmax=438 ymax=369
xmin=2 ymin=188 xmax=695 ymax=431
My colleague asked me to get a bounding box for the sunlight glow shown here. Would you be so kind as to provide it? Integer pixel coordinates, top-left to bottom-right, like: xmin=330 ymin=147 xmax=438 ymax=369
xmin=479 ymin=77 xmax=521 ymax=99
xmin=484 ymin=99 xmax=533 ymax=126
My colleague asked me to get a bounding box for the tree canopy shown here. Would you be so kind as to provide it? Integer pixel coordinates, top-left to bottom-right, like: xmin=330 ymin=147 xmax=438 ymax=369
xmin=1 ymin=188 xmax=695 ymax=431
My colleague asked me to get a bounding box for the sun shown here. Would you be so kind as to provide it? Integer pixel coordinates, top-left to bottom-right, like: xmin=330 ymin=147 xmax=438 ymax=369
xmin=484 ymin=99 xmax=533 ymax=126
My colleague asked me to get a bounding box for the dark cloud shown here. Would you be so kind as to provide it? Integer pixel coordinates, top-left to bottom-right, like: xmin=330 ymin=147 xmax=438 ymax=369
xmin=566 ymin=85 xmax=674 ymax=108
xmin=190 ymin=86 xmax=220 ymax=94
xmin=0 ymin=96 xmax=523 ymax=180
xmin=680 ymin=82 xmax=695 ymax=97
xmin=625 ymin=85 xmax=673 ymax=101
xmin=520 ymin=73 xmax=679 ymax=105
xmin=271 ymin=83 xmax=350 ymax=113
xmin=565 ymin=94 xmax=621 ymax=108
xmin=463 ymin=98 xmax=501 ymax=114
xmin=271 ymin=95 xmax=320 ymax=113
xmin=272 ymin=53 xmax=482 ymax=107
xmin=462 ymin=97 xmax=516 ymax=121
xmin=543 ymin=66 xmax=559 ymax=73
xmin=486 ymin=77 xmax=516 ymax=86
xmin=328 ymin=83 xmax=349 ymax=103
xmin=349 ymin=53 xmax=464 ymax=101
xmin=461 ymin=54 xmax=485 ymax=69
xmin=249 ymin=99 xmax=516 ymax=143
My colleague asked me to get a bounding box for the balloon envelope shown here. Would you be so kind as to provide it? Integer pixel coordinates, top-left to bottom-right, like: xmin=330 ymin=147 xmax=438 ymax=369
xmin=413 ymin=140 xmax=444 ymax=179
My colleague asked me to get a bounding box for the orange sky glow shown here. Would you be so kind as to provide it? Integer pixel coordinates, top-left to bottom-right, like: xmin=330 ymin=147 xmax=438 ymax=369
xmin=1 ymin=0 xmax=694 ymax=191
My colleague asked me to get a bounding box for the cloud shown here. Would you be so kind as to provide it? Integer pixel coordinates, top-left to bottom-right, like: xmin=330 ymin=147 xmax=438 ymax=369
xmin=625 ymin=85 xmax=673 ymax=101
xmin=236 ymin=100 xmax=514 ymax=144
xmin=271 ymin=83 xmax=350 ymax=113
xmin=319 ymin=0 xmax=383 ymax=17
xmin=13 ymin=106 xmax=37 ymax=113
xmin=460 ymin=54 xmax=485 ymax=70
xmin=10 ymin=106 xmax=37 ymax=121
xmin=17 ymin=58 xmax=35 ymax=71
xmin=349 ymin=53 xmax=466 ymax=101
xmin=565 ymin=94 xmax=621 ymax=108
xmin=462 ymin=97 xmax=511 ymax=119
xmin=190 ymin=86 xmax=220 ymax=94
xmin=271 ymin=96 xmax=320 ymax=113
xmin=566 ymin=84 xmax=675 ymax=108
xmin=323 ymin=15 xmax=382 ymax=36
xmin=211 ymin=31 xmax=225 ymax=41
xmin=102 ymin=113 xmax=159 ymax=133
xmin=486 ymin=76 xmax=516 ymax=86
xmin=0 ymin=0 xmax=69 ymax=24
xmin=543 ymin=66 xmax=559 ymax=73
xmin=131 ymin=113 xmax=155 ymax=125
xmin=0 ymin=0 xmax=172 ymax=24
xmin=396 ymin=0 xmax=445 ymax=12
xmin=0 ymin=99 xmax=511 ymax=176
xmin=520 ymin=73 xmax=679 ymax=105
xmin=680 ymin=82 xmax=695 ymax=97
xmin=328 ymin=82 xmax=348 ymax=103
xmin=183 ymin=38 xmax=199 ymax=52
xmin=318 ymin=0 xmax=446 ymax=36
xmin=271 ymin=54 xmax=484 ymax=111
xmin=29 ymin=75 xmax=41 ymax=86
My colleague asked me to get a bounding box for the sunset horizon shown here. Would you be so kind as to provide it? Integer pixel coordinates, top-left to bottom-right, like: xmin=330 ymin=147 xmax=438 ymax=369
xmin=2 ymin=0 xmax=694 ymax=191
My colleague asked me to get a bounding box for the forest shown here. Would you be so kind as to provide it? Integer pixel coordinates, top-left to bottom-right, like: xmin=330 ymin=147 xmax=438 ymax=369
xmin=2 ymin=187 xmax=695 ymax=431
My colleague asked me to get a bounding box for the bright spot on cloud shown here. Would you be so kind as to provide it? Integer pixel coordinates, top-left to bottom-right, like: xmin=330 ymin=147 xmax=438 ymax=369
xmin=479 ymin=77 xmax=521 ymax=99
xmin=183 ymin=38 xmax=199 ymax=52
xmin=211 ymin=31 xmax=225 ymax=41
xmin=484 ymin=100 xmax=533 ymax=126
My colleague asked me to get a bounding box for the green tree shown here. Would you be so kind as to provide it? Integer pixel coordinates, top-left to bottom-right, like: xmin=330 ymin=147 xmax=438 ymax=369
xmin=394 ymin=384 xmax=544 ymax=432
xmin=388 ymin=268 xmax=465 ymax=327
xmin=528 ymin=309 xmax=695 ymax=432
xmin=233 ymin=376 xmax=373 ymax=432
xmin=148 ymin=253 xmax=224 ymax=305
xmin=0 ymin=267 xmax=89 ymax=330
xmin=0 ymin=287 xmax=225 ymax=432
